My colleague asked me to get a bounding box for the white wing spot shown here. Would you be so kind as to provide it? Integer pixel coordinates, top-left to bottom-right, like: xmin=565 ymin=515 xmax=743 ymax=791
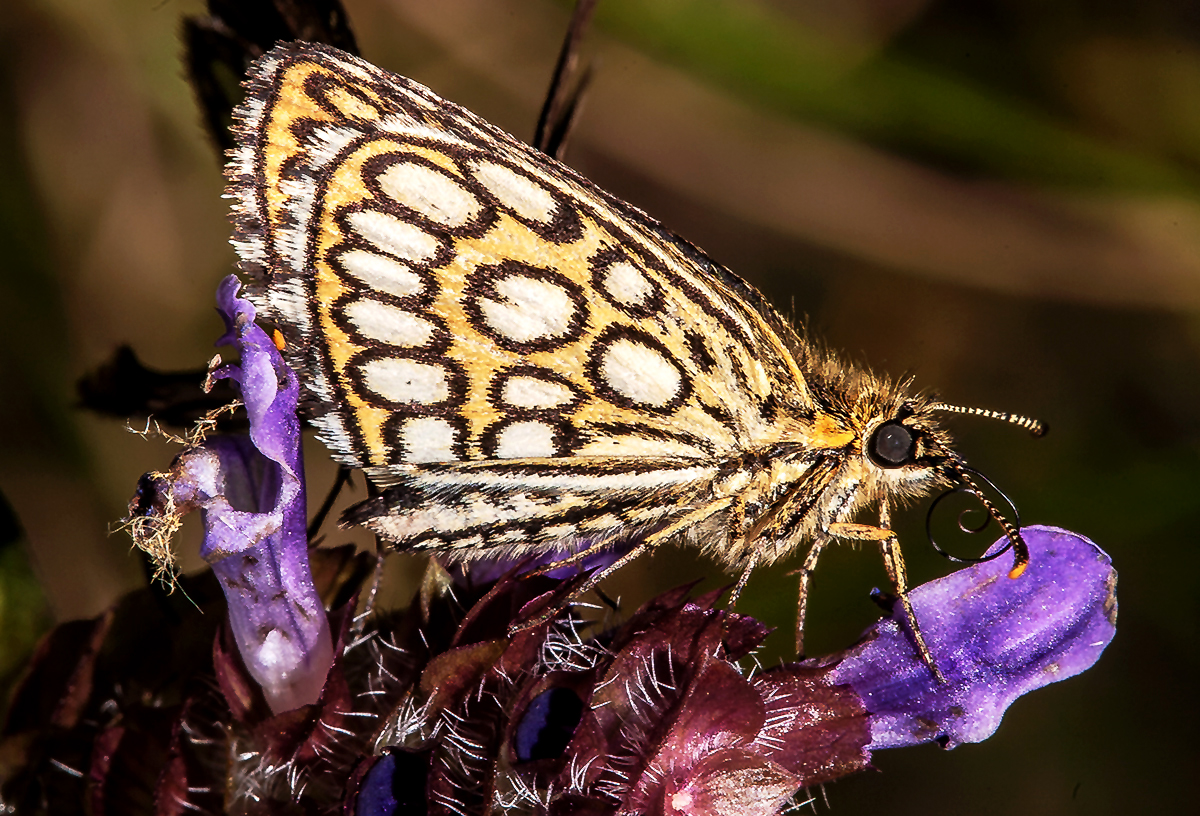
xmin=347 ymin=209 xmax=439 ymax=261
xmin=472 ymin=161 xmax=557 ymax=223
xmin=339 ymin=249 xmax=424 ymax=298
xmin=398 ymin=416 xmax=458 ymax=463
xmin=377 ymin=115 xmax=470 ymax=146
xmin=494 ymin=421 xmax=557 ymax=458
xmin=361 ymin=357 xmax=448 ymax=404
xmin=376 ymin=162 xmax=480 ymax=226
xmin=502 ymin=376 xmax=574 ymax=409
xmin=602 ymin=261 xmax=654 ymax=307
xmin=479 ymin=273 xmax=576 ymax=344
xmin=343 ymin=300 xmax=435 ymax=347
xmin=308 ymin=125 xmax=361 ymax=169
xmin=600 ymin=337 xmax=682 ymax=407
xmin=325 ymin=87 xmax=379 ymax=120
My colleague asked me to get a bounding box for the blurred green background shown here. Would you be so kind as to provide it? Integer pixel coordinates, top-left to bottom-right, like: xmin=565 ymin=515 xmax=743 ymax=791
xmin=1 ymin=0 xmax=1196 ymax=813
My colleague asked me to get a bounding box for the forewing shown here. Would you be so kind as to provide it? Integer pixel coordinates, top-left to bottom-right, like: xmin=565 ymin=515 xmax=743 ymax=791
xmin=227 ymin=42 xmax=812 ymax=487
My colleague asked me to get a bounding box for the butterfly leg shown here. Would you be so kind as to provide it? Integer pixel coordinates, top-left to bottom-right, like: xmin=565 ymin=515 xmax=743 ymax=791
xmin=574 ymin=495 xmax=735 ymax=591
xmin=727 ymin=553 xmax=758 ymax=608
xmin=528 ymin=481 xmax=739 ymax=579
xmin=511 ymin=537 xmax=657 ymax=632
xmin=827 ymin=519 xmax=947 ymax=683
xmin=734 ymin=473 xmax=838 ymax=654
xmin=524 ymin=537 xmax=625 ymax=577
xmin=513 ymin=495 xmax=735 ymax=631
xmin=724 ymin=494 xmax=758 ymax=607
xmin=794 ymin=536 xmax=830 ymax=657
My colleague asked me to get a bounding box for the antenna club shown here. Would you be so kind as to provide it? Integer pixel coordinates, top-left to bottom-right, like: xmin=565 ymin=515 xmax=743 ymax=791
xmin=931 ymin=403 xmax=1047 ymax=438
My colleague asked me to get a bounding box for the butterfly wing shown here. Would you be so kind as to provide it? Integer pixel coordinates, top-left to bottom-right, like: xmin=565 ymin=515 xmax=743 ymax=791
xmin=227 ymin=43 xmax=814 ymax=487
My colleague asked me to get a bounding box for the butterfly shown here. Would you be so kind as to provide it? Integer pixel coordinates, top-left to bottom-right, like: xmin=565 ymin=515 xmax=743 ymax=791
xmin=226 ymin=42 xmax=1042 ymax=673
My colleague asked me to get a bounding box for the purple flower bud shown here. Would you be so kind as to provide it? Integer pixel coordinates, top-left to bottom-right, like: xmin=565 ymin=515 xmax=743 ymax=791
xmin=825 ymin=525 xmax=1117 ymax=750
xmin=129 ymin=276 xmax=331 ymax=714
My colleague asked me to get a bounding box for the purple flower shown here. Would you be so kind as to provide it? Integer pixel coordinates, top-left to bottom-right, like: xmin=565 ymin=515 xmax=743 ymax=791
xmin=824 ymin=525 xmax=1117 ymax=750
xmin=345 ymin=527 xmax=1116 ymax=815
xmin=128 ymin=276 xmax=331 ymax=714
xmin=21 ymin=516 xmax=1114 ymax=812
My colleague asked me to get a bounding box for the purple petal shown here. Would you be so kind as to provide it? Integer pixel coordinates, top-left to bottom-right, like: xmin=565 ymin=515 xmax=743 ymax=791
xmin=204 ymin=277 xmax=331 ymax=713
xmin=210 ymin=275 xmax=297 ymax=477
xmin=129 ymin=276 xmax=331 ymax=714
xmin=828 ymin=525 xmax=1117 ymax=749
xmin=352 ymin=750 xmax=432 ymax=816
xmin=513 ymin=686 xmax=586 ymax=763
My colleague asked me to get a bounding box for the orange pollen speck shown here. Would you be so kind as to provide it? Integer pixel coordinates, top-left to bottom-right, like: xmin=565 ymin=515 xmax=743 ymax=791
xmin=272 ymin=329 xmax=287 ymax=351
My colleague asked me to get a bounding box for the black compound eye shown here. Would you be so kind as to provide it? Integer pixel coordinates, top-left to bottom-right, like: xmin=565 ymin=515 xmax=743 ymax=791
xmin=869 ymin=421 xmax=916 ymax=467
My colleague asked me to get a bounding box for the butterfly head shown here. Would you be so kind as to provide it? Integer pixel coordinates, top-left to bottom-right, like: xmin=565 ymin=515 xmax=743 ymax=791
xmin=852 ymin=398 xmax=958 ymax=501
xmin=809 ymin=371 xmax=1044 ymax=571
xmin=851 ymin=392 xmax=1046 ymax=574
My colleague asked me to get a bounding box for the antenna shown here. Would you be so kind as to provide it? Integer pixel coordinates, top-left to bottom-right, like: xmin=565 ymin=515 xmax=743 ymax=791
xmin=930 ymin=403 xmax=1047 ymax=437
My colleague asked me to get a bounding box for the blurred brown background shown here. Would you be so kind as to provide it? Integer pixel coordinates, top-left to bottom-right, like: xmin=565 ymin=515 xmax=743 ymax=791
xmin=1 ymin=0 xmax=1196 ymax=813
